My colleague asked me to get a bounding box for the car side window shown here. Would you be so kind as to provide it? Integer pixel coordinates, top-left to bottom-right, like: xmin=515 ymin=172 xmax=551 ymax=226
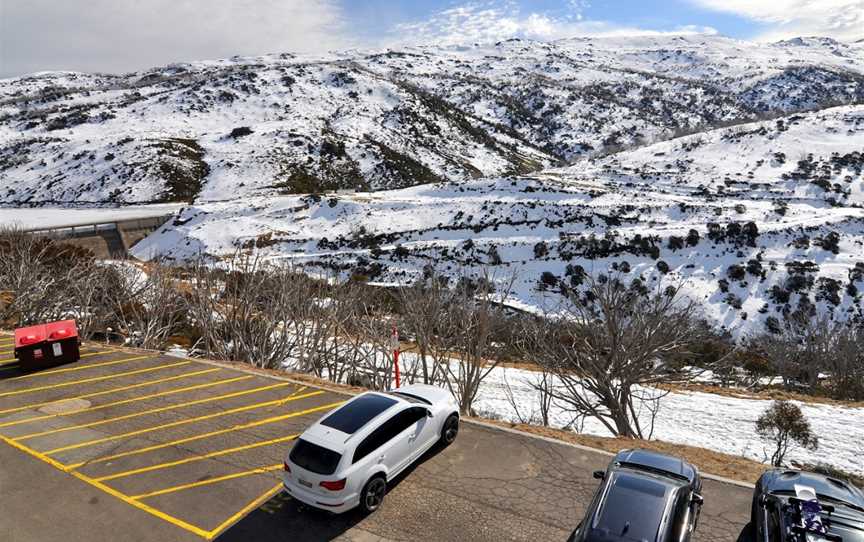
xmin=352 ymin=409 xmax=416 ymax=464
xmin=405 ymin=407 xmax=427 ymax=425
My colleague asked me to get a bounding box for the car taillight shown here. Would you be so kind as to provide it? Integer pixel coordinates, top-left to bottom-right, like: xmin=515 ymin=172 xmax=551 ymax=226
xmin=319 ymin=479 xmax=346 ymax=491
xmin=283 ymin=461 xmax=291 ymax=473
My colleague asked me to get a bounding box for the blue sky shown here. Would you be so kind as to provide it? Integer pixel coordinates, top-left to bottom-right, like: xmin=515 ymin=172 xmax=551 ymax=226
xmin=344 ymin=0 xmax=765 ymax=41
xmin=1 ymin=0 xmax=861 ymax=77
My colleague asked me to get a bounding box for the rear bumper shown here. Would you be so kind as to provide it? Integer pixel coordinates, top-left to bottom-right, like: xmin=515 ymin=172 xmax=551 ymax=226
xmin=282 ymin=477 xmax=359 ymax=514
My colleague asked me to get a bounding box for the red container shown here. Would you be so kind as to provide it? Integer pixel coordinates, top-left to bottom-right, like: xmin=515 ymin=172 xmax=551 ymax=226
xmin=14 ymin=320 xmax=80 ymax=371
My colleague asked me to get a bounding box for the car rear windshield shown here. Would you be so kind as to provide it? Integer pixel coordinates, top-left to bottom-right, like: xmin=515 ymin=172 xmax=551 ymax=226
xmin=289 ymin=438 xmax=342 ymax=475
xmin=320 ymin=394 xmax=397 ymax=434
xmin=594 ymin=473 xmax=670 ymax=541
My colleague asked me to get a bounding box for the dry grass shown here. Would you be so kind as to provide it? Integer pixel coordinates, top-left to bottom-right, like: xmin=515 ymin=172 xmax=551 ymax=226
xmin=475 ymin=418 xmax=767 ymax=484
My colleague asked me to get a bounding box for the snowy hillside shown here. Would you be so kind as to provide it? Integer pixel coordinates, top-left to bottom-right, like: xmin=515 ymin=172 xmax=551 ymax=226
xmin=2 ymin=35 xmax=864 ymax=205
xmin=133 ymin=104 xmax=864 ymax=336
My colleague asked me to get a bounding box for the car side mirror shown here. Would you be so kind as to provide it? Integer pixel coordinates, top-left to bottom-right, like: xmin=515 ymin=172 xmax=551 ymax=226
xmin=426 ymin=410 xmax=434 ymax=418
xmin=593 ymin=470 xmax=605 ymax=480
xmin=691 ymin=493 xmax=704 ymax=505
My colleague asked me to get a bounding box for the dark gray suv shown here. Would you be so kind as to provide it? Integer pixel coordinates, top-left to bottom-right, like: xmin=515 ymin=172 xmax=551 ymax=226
xmin=569 ymin=449 xmax=704 ymax=542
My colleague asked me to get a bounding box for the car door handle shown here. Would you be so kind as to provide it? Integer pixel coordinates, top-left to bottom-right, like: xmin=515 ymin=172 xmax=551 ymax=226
xmin=408 ymin=433 xmax=417 ymax=441
xmin=377 ymin=454 xmax=385 ymax=463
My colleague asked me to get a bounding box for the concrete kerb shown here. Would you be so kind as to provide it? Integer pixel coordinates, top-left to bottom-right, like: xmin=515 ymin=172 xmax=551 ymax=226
xmin=0 ymin=336 xmax=756 ymax=490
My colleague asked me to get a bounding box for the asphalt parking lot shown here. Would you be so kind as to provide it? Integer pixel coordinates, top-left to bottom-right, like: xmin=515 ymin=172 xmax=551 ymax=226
xmin=0 ymin=336 xmax=753 ymax=541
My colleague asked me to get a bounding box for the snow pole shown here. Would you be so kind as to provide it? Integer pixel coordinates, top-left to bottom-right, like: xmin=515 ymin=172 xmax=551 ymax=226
xmin=391 ymin=325 xmax=401 ymax=389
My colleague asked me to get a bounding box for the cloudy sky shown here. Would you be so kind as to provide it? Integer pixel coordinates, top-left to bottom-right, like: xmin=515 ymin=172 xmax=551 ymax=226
xmin=1 ymin=0 xmax=862 ymax=77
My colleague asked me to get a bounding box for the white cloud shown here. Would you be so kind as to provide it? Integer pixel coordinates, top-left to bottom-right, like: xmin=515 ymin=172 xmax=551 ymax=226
xmin=689 ymin=0 xmax=864 ymax=41
xmin=390 ymin=1 xmax=717 ymax=46
xmin=0 ymin=0 xmax=350 ymax=77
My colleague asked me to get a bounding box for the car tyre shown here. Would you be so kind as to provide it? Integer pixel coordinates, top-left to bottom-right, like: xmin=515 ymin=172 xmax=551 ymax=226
xmin=440 ymin=413 xmax=459 ymax=446
xmin=360 ymin=475 xmax=387 ymax=514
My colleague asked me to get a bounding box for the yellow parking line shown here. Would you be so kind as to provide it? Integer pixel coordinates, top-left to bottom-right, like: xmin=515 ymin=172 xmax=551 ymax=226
xmin=206 ymin=482 xmax=284 ymax=540
xmin=2 ymin=352 xmax=145 ymax=382
xmin=66 ymin=394 xmax=332 ymax=469
xmin=0 ymin=432 xmax=211 ymax=539
xmin=0 ymin=349 xmax=106 ymax=366
xmin=46 ymin=391 xmax=330 ymax=456
xmin=0 ymin=374 xmax=252 ymax=430
xmin=94 ymin=434 xmax=301 ymax=482
xmin=131 ymin=464 xmax=283 ymax=500
xmin=0 ymin=359 xmax=186 ymax=399
xmin=15 ymin=378 xmax=286 ymax=441
xmin=0 ymin=368 xmax=220 ymax=417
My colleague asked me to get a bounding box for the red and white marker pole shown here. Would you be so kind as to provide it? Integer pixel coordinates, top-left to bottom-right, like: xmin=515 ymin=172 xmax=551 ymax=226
xmin=391 ymin=325 xmax=401 ymax=389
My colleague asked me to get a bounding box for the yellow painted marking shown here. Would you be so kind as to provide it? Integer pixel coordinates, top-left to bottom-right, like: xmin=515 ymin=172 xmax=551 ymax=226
xmin=204 ymin=481 xmax=284 ymax=540
xmin=15 ymin=378 xmax=286 ymax=441
xmin=0 ymin=368 xmax=219 ymax=417
xmin=0 ymin=374 xmax=253 ymax=430
xmin=0 ymin=432 xmax=212 ymax=539
xmin=0 ymin=359 xmax=186 ymax=399
xmin=0 ymin=349 xmax=105 ymax=365
xmin=66 ymin=394 xmax=332 ymax=469
xmin=131 ymin=464 xmax=283 ymax=500
xmin=45 ymin=391 xmax=329 ymax=455
xmin=94 ymin=433 xmax=301 ymax=482
xmin=2 ymin=352 xmax=144 ymax=382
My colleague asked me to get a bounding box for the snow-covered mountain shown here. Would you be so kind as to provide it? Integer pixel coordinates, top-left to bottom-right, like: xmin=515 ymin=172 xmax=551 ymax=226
xmin=133 ymin=104 xmax=864 ymax=336
xmin=2 ymin=35 xmax=864 ymax=204
xmin=4 ymin=34 xmax=864 ymax=335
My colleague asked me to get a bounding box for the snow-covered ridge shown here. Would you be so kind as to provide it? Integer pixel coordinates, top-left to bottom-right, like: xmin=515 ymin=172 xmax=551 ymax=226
xmin=2 ymin=35 xmax=864 ymax=205
xmin=133 ymin=105 xmax=864 ymax=336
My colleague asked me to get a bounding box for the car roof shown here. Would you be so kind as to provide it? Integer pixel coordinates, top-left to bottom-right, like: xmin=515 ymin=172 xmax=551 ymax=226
xmin=613 ymin=449 xmax=697 ymax=484
xmin=762 ymin=469 xmax=864 ymax=508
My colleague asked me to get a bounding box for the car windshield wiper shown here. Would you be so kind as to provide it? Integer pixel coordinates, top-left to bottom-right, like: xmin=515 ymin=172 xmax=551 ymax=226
xmin=816 ymin=494 xmax=864 ymax=514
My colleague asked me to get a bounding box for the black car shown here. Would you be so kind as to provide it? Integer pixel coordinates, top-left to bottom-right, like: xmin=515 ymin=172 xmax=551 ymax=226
xmin=752 ymin=469 xmax=864 ymax=541
xmin=569 ymin=449 xmax=704 ymax=542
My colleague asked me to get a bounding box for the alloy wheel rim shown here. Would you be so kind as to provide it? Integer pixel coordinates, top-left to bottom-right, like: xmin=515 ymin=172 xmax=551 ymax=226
xmin=366 ymin=479 xmax=385 ymax=510
xmin=445 ymin=419 xmax=458 ymax=441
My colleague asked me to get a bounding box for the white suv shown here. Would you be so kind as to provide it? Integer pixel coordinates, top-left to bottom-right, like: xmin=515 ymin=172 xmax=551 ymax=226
xmin=282 ymin=384 xmax=460 ymax=513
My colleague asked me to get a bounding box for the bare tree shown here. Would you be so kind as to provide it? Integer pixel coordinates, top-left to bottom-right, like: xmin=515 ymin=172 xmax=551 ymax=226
xmin=527 ymin=274 xmax=709 ymax=439
xmin=827 ymin=325 xmax=864 ymax=400
xmin=396 ymin=270 xmax=461 ymax=386
xmin=441 ymin=270 xmax=516 ymax=415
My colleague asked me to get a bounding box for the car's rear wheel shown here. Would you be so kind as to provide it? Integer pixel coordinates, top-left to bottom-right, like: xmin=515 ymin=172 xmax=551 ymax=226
xmin=440 ymin=413 xmax=459 ymax=445
xmin=360 ymin=475 xmax=387 ymax=514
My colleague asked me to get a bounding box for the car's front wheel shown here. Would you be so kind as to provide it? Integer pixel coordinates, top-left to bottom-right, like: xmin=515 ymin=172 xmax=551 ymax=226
xmin=440 ymin=413 xmax=459 ymax=445
xmin=360 ymin=475 xmax=387 ymax=514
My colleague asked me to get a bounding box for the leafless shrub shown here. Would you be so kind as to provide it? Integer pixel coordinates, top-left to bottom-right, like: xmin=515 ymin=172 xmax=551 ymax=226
xmin=501 ymin=367 xmax=556 ymax=427
xmin=110 ymin=262 xmax=185 ymax=350
xmin=185 ymin=254 xmax=323 ymax=369
xmin=0 ymin=226 xmax=114 ymax=336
